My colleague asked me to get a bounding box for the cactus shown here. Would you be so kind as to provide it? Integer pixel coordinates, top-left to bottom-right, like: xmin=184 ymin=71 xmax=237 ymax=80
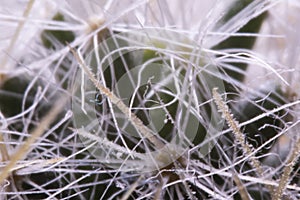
xmin=0 ymin=1 xmax=299 ymax=199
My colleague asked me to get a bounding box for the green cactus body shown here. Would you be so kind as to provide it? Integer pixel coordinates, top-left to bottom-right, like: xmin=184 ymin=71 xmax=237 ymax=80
xmin=40 ymin=13 xmax=76 ymax=89
xmin=232 ymin=83 xmax=292 ymax=156
xmin=41 ymin=13 xmax=75 ymax=49
xmin=213 ymin=0 xmax=268 ymax=95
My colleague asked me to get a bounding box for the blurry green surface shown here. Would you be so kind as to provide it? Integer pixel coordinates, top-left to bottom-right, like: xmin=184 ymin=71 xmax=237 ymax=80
xmin=0 ymin=76 xmax=31 ymax=117
xmin=214 ymin=0 xmax=268 ymax=51
xmin=232 ymin=84 xmax=292 ymax=155
xmin=41 ymin=13 xmax=75 ymax=49
xmin=0 ymin=75 xmax=59 ymax=119
xmin=213 ymin=0 xmax=268 ymax=94
xmin=40 ymin=13 xmax=76 ymax=89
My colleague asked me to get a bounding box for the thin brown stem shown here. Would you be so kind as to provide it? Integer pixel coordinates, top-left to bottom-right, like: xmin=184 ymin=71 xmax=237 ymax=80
xmin=212 ymin=88 xmax=274 ymax=194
